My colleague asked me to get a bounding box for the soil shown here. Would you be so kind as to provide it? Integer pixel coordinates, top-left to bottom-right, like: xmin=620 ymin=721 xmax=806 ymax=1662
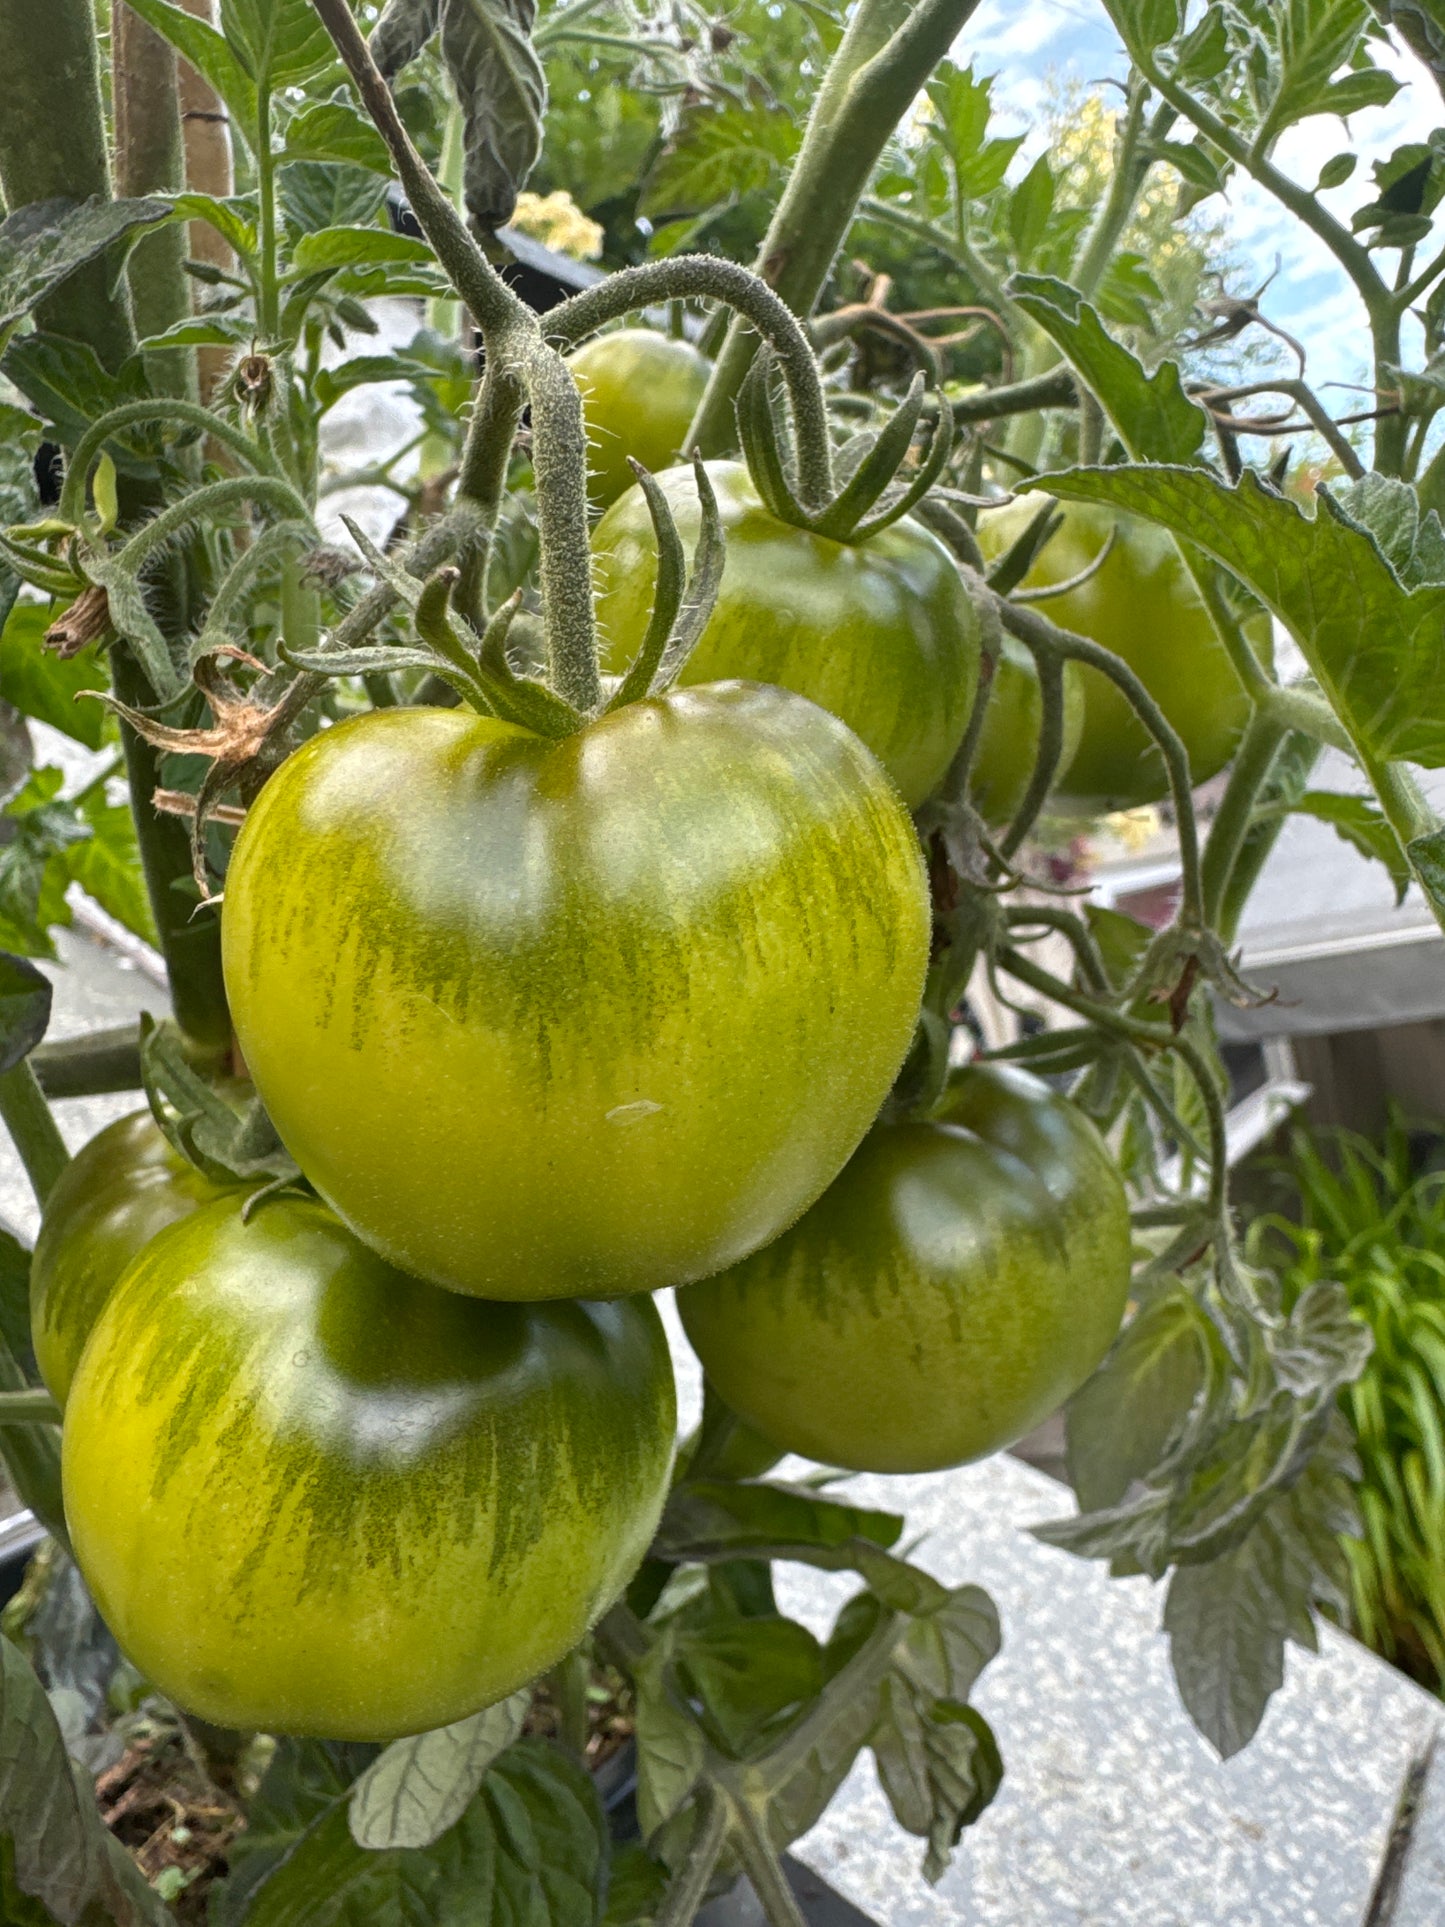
xmin=96 ymin=1728 xmax=246 ymax=1923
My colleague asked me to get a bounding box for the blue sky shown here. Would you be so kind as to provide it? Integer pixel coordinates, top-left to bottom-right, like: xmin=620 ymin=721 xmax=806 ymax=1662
xmin=958 ymin=0 xmax=1443 ymax=393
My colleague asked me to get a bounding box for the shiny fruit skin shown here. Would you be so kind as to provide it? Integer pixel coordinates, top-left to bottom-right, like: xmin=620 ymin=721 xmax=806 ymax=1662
xmin=678 ymin=1063 xmax=1131 ymax=1474
xmin=976 ymin=499 xmax=1270 ymax=813
xmin=593 ymin=462 xmax=980 ymax=809
xmin=567 ymin=328 xmax=712 ymax=509
xmin=62 ymin=1195 xmax=677 ymax=1740
xmin=30 ymin=1111 xmax=236 ymax=1408
xmin=221 ymin=688 xmax=929 ymax=1301
xmin=970 ymin=635 xmax=1085 ymax=825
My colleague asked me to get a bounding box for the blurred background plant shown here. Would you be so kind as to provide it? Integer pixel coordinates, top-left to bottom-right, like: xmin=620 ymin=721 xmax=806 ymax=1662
xmin=1248 ymin=1115 xmax=1445 ymax=1691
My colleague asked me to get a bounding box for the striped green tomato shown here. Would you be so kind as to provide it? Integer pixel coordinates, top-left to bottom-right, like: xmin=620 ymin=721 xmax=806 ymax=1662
xmin=31 ymin=1110 xmax=238 ymax=1408
xmin=678 ymin=1064 xmax=1131 ymax=1473
xmin=566 ymin=327 xmax=712 ymax=509
xmin=975 ymin=499 xmax=1271 ymax=813
xmin=593 ymin=462 xmax=980 ymax=808
xmin=63 ymin=1194 xmax=677 ymax=1740
xmin=221 ymin=687 xmax=929 ymax=1301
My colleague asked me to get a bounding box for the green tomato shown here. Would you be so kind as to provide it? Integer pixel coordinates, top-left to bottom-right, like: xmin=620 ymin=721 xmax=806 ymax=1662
xmin=222 ymin=688 xmax=929 ymax=1301
xmin=593 ymin=462 xmax=980 ymax=809
xmin=969 ymin=636 xmax=1085 ymax=825
xmin=63 ymin=1194 xmax=676 ymax=1739
xmin=678 ymin=1063 xmax=1131 ymax=1474
xmin=567 ymin=328 xmax=712 ymax=509
xmin=976 ymin=500 xmax=1270 ymax=813
xmin=30 ymin=1110 xmax=237 ymax=1408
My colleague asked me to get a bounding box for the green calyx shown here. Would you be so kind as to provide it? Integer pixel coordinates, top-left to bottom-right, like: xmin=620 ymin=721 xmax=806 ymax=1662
xmin=737 ymin=354 xmax=955 ymax=545
xmin=286 ymin=455 xmax=724 ymax=739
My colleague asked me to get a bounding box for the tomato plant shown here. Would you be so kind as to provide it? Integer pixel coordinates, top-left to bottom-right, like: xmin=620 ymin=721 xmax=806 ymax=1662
xmin=29 ymin=1109 xmax=239 ymax=1407
xmin=0 ymin=0 xmax=1437 ymax=1917
xmin=567 ymin=328 xmax=712 ymax=508
xmin=63 ymin=1193 xmax=677 ymax=1738
xmin=593 ymin=461 xmax=980 ymax=808
xmin=680 ymin=1065 xmax=1130 ymax=1472
xmin=222 ymin=689 xmax=929 ymax=1299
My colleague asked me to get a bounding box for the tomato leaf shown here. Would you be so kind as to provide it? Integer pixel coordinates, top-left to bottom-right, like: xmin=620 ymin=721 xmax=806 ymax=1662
xmin=0 ymin=197 xmax=170 ymax=340
xmin=0 ymin=951 xmax=51 ymax=1074
xmin=0 ymin=1633 xmax=172 ymax=1926
xmin=238 ymin=1741 xmax=607 ymax=1926
xmin=0 ymin=769 xmax=89 ymax=961
xmin=1283 ymin=790 xmax=1413 ymax=903
xmin=1162 ymin=1435 xmax=1357 ymax=1759
xmin=1008 ymin=275 xmax=1207 ymax=463
xmin=0 ymin=600 xmax=109 ymax=749
xmin=599 ymin=1843 xmax=667 ymax=1927
xmin=348 ymin=1692 xmax=529 ymax=1850
xmin=1031 ymin=464 xmax=1445 ymax=769
xmin=1065 ymin=1289 xmax=1213 ymax=1512
xmin=289 ymin=227 xmax=435 ymax=275
xmin=282 ymin=102 xmax=391 ymax=174
xmin=655 ymin=1479 xmax=904 ymax=1566
xmin=640 ymin=99 xmax=798 ymax=223
xmin=870 ymin=1685 xmax=1003 ymax=1885
xmin=220 ymin=0 xmax=335 ymax=91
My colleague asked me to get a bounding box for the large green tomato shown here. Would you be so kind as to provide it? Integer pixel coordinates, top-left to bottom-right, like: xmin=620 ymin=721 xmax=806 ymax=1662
xmin=969 ymin=636 xmax=1085 ymax=825
xmin=567 ymin=328 xmax=712 ymax=509
xmin=593 ymin=462 xmax=980 ymax=809
xmin=678 ymin=1063 xmax=1130 ymax=1473
xmin=222 ymin=688 xmax=928 ymax=1301
xmin=30 ymin=1111 xmax=237 ymax=1408
xmin=976 ymin=500 xmax=1270 ymax=813
xmin=63 ymin=1194 xmax=677 ymax=1739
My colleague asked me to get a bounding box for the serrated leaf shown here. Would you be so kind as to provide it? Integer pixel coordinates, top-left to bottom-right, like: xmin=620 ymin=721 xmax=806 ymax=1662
xmin=120 ymin=0 xmax=258 ymax=137
xmin=640 ymin=100 xmax=798 ymax=221
xmin=1009 ymin=275 xmax=1207 ymax=462
xmin=1028 ymin=463 xmax=1445 ymax=774
xmin=0 ymin=603 xmax=108 ymax=750
xmin=1066 ymin=1291 xmax=1211 ymax=1512
xmin=283 ymin=101 xmax=392 ymax=174
xmin=290 ymin=226 xmax=434 ymax=275
xmin=0 ymin=1633 xmax=171 ymax=1926
xmin=0 ymin=198 xmax=170 ymax=337
xmin=1287 ymin=790 xmax=1411 ymax=901
xmin=1164 ymin=1443 xmax=1357 ymax=1758
xmin=213 ymin=1738 xmax=377 ymax=1925
xmin=0 ymin=769 xmax=88 ymax=961
xmin=348 ymin=1692 xmax=529 ymax=1849
xmin=221 ymin=0 xmax=335 ymax=88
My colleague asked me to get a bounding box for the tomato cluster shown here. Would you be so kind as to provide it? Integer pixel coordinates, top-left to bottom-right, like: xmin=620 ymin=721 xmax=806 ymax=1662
xmin=43 ymin=329 xmax=1147 ymax=1745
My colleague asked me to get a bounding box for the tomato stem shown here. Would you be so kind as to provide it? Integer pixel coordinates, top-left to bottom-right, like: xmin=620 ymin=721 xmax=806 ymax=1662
xmin=998 ymin=594 xmax=1206 ymax=932
xmin=310 ymin=0 xmax=602 ymax=711
xmin=686 ymin=0 xmax=986 ymax=464
xmin=654 ymin=1785 xmax=729 ymax=1927
xmin=0 ymin=1063 xmax=69 ymax=1207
